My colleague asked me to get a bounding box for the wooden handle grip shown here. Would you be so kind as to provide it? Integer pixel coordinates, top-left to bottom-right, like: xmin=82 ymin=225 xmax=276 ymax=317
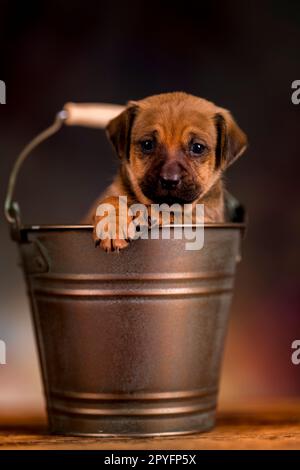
xmin=63 ymin=102 xmax=125 ymax=128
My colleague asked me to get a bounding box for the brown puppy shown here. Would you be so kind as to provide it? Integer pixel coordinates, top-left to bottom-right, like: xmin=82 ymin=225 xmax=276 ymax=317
xmin=88 ymin=92 xmax=247 ymax=251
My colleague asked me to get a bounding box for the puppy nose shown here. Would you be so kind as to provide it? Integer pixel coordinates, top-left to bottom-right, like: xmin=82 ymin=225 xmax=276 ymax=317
xmin=159 ymin=173 xmax=181 ymax=190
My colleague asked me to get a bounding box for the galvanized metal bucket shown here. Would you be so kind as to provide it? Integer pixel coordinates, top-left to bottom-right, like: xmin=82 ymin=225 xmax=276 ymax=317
xmin=5 ymin=104 xmax=245 ymax=437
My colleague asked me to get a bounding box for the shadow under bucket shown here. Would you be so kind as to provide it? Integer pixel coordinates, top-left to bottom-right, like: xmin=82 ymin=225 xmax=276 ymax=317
xmin=17 ymin=223 xmax=243 ymax=436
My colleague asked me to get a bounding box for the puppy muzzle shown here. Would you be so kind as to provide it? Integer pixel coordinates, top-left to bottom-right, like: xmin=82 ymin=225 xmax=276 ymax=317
xmin=159 ymin=161 xmax=182 ymax=190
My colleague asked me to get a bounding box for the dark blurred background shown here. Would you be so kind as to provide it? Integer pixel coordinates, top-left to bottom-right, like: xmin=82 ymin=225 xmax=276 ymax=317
xmin=0 ymin=0 xmax=300 ymax=417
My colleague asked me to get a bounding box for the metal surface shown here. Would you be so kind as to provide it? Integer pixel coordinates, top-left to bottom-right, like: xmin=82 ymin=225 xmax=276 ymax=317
xmin=17 ymin=224 xmax=243 ymax=436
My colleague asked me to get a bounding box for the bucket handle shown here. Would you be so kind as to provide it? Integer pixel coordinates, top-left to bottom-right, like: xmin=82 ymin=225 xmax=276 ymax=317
xmin=4 ymin=103 xmax=125 ymax=235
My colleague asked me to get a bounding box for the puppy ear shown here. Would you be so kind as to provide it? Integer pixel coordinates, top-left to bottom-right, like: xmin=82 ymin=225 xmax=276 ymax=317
xmin=106 ymin=101 xmax=139 ymax=159
xmin=214 ymin=110 xmax=248 ymax=169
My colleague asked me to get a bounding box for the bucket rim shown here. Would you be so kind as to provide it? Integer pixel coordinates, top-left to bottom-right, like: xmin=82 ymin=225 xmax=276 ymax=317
xmin=21 ymin=222 xmax=246 ymax=232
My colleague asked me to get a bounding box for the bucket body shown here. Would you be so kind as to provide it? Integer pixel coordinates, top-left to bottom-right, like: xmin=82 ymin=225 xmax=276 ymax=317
xmin=19 ymin=225 xmax=242 ymax=436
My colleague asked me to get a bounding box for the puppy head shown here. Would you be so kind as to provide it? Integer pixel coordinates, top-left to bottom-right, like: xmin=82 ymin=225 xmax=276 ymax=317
xmin=106 ymin=92 xmax=247 ymax=204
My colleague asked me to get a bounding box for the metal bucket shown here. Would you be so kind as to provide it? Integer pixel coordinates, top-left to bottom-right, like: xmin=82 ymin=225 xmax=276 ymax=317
xmin=5 ymin=105 xmax=245 ymax=436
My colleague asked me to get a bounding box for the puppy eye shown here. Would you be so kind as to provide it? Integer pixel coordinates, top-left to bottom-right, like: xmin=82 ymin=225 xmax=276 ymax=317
xmin=140 ymin=139 xmax=155 ymax=153
xmin=190 ymin=142 xmax=206 ymax=156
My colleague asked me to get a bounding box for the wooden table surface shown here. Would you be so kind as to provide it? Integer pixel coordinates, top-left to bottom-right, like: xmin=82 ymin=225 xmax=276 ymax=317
xmin=1 ymin=401 xmax=300 ymax=450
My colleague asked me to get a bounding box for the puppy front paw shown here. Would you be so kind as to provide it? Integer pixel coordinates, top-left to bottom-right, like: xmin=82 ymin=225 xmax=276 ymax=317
xmin=93 ymin=196 xmax=133 ymax=253
xmin=93 ymin=231 xmax=130 ymax=253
